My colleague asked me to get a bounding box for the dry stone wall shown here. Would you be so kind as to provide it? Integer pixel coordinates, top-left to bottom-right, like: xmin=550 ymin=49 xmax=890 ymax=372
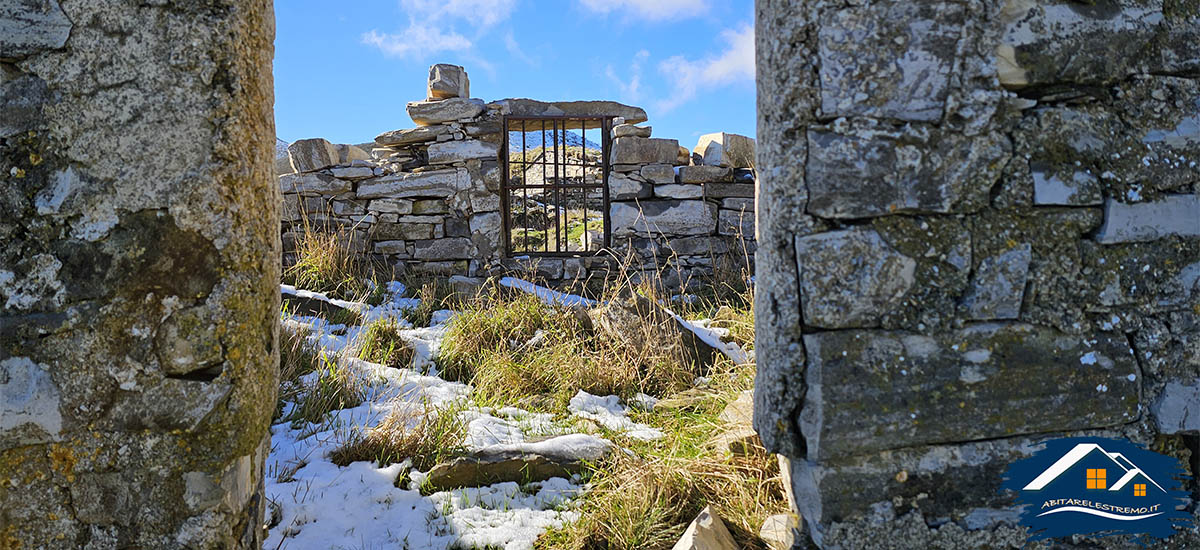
xmin=279 ymin=64 xmax=757 ymax=288
xmin=754 ymin=0 xmax=1200 ymax=548
xmin=1 ymin=1 xmax=278 ymax=548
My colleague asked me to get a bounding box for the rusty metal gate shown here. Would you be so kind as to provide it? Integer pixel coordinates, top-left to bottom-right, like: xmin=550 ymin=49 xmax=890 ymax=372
xmin=501 ymin=116 xmax=612 ymax=257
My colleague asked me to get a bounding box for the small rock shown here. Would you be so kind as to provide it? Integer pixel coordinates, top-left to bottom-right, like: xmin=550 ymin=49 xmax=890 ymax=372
xmin=672 ymin=505 xmax=737 ymax=550
xmin=759 ymin=514 xmax=802 ymax=550
xmin=613 ymin=123 xmax=652 ymax=138
xmin=427 ymin=63 xmax=469 ymax=100
xmin=407 ymin=98 xmax=486 ymax=126
xmin=718 ymin=390 xmax=754 ymax=426
xmin=287 ymin=138 xmax=339 ymax=173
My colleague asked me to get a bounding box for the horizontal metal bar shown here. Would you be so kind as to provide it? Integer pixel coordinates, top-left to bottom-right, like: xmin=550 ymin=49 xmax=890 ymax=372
xmin=505 ymin=115 xmax=613 ymax=120
xmin=505 ymin=184 xmax=607 ymax=190
xmin=507 ymin=250 xmax=612 ymax=258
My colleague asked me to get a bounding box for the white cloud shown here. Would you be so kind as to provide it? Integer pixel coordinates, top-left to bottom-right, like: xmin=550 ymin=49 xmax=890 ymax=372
xmin=363 ymin=0 xmax=517 ymax=59
xmin=504 ymin=31 xmax=538 ymax=67
xmin=656 ymin=23 xmax=754 ymax=113
xmin=605 ymin=49 xmax=650 ymax=103
xmin=579 ymin=0 xmax=708 ymax=21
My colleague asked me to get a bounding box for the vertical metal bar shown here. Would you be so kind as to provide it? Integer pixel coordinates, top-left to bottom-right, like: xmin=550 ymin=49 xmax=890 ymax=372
xmin=540 ymin=119 xmax=547 ymax=253
xmin=554 ymin=120 xmax=563 ymax=253
xmin=602 ymin=117 xmax=611 ymax=250
xmin=501 ymin=116 xmax=510 ymax=257
xmin=581 ymin=122 xmax=587 ymax=253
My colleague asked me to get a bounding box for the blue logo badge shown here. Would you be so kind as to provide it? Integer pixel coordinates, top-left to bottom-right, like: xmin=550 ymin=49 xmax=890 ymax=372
xmin=1000 ymin=437 xmax=1192 ymax=545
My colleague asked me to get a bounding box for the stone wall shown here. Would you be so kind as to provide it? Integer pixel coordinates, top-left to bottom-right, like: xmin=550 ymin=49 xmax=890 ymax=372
xmin=754 ymin=0 xmax=1200 ymax=547
xmin=1 ymin=1 xmax=278 ymax=548
xmin=279 ymin=64 xmax=757 ymax=288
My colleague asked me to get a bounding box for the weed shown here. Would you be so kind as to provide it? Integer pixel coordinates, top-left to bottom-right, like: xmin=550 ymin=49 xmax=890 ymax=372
xmin=329 ymin=402 xmax=467 ymax=471
xmin=276 ymin=321 xmax=322 ymax=422
xmin=284 ymin=355 xmax=366 ymax=427
xmin=284 ymin=208 xmax=389 ymax=300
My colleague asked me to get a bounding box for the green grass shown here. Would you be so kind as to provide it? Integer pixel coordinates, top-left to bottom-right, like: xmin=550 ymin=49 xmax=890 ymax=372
xmin=357 ymin=317 xmax=415 ymax=368
xmin=282 ymin=354 xmax=366 ymax=427
xmin=329 ymin=402 xmax=467 ymax=473
xmin=283 ymin=218 xmax=390 ymax=301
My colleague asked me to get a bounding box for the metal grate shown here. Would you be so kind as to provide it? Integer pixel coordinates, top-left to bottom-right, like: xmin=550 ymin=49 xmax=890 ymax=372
xmin=501 ymin=116 xmax=612 ymax=257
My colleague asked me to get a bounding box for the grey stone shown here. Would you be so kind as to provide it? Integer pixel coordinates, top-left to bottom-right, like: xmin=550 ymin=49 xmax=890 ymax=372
xmin=1094 ymin=195 xmax=1200 ymax=243
xmin=613 ymin=123 xmax=651 ymax=138
xmin=640 ymin=163 xmax=675 ymax=184
xmin=374 ymin=125 xmax=449 ymax=146
xmin=1031 ymin=166 xmax=1102 ymax=206
xmin=0 ymin=356 xmax=62 ymax=446
xmin=335 ymin=144 xmax=370 ymax=165
xmin=413 ymin=238 xmax=474 ymax=260
xmin=407 ymin=97 xmax=486 ymax=126
xmin=609 ymin=172 xmax=651 ymax=200
xmin=424 ymin=453 xmax=582 ymax=493
xmin=375 ymin=223 xmax=434 ymax=241
xmin=818 ymin=1 xmax=963 ymax=121
xmin=611 ymin=137 xmax=679 ymax=165
xmin=703 ymin=183 xmax=755 ymax=199
xmin=611 ymin=200 xmax=716 ymax=237
xmin=795 ymin=228 xmax=916 ymax=329
xmin=0 ymin=0 xmax=72 ymax=58
xmin=806 ymin=128 xmax=1009 ymax=218
xmin=427 ymin=139 xmax=499 ymax=164
xmin=411 ymin=199 xmax=448 ymax=215
xmin=676 ymin=145 xmax=691 ymax=166
xmin=279 ymin=173 xmax=351 ymax=195
xmin=801 ymin=324 xmax=1139 ymax=461
xmin=693 ymin=132 xmax=756 ymax=168
xmin=490 ymin=98 xmax=647 ymax=124
xmin=722 ymin=198 xmax=754 ymax=211
xmin=274 ymin=138 xmax=293 ymax=176
xmin=367 ymin=199 xmax=413 ymax=214
xmin=427 ymin=63 xmax=469 ymax=100
xmin=654 ymin=184 xmax=704 ymax=200
xmin=330 ymin=166 xmax=374 ymax=180
xmin=718 ymin=208 xmax=754 ymax=237
xmin=961 ymin=243 xmax=1031 ymax=320
xmin=1152 ymin=381 xmax=1200 ymax=434
xmin=678 ymin=165 xmax=733 ymax=183
xmin=357 ymin=169 xmax=462 ymax=199
xmin=288 ymin=138 xmax=340 ymax=173
xmin=372 ymin=240 xmax=409 ymax=255
xmin=672 ymin=506 xmax=737 ymax=550
xmin=759 ymin=514 xmax=802 ymax=550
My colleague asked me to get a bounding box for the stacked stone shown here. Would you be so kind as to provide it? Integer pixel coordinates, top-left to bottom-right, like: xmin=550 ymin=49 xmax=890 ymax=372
xmin=754 ymin=1 xmax=1200 ymax=548
xmin=610 ymin=127 xmax=758 ymax=286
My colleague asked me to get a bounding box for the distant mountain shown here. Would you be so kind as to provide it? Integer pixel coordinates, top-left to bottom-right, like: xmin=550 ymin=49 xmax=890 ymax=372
xmin=508 ymin=129 xmax=601 ymax=152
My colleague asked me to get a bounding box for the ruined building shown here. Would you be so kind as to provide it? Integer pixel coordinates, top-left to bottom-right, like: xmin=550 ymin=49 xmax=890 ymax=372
xmin=754 ymin=0 xmax=1200 ymax=547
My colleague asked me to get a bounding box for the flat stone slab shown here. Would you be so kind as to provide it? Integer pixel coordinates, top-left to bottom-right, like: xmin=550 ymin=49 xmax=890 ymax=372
xmin=613 ymin=124 xmax=651 ymax=138
xmin=375 ymin=125 xmax=449 ymax=146
xmin=654 ymin=184 xmax=703 ymax=200
xmin=693 ymin=132 xmax=756 ymax=168
xmin=1 ymin=0 xmax=72 ymax=58
xmin=609 ymin=173 xmax=650 ymax=200
xmin=818 ymin=1 xmax=963 ymax=122
xmin=611 ymin=200 xmax=716 ymax=237
xmin=961 ymin=243 xmax=1031 ymax=320
xmin=279 ymin=173 xmax=351 ymax=195
xmin=492 ymin=98 xmax=648 ymax=125
xmin=678 ymin=165 xmax=733 ymax=183
xmin=800 ymin=323 xmax=1140 ymax=461
xmin=407 ymin=98 xmax=485 ymax=126
xmin=356 ymin=169 xmax=462 ymax=199
xmin=287 ymin=138 xmax=339 ymax=173
xmin=1094 ymin=195 xmax=1200 ymax=243
xmin=795 ymin=228 xmax=916 ymax=329
xmin=427 ymin=139 xmax=499 ymax=164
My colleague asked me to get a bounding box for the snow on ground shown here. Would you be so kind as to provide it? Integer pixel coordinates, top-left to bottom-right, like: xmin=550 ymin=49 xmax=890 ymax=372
xmin=268 ymin=283 xmax=594 ymax=550
xmin=568 ymin=391 xmax=664 ymax=441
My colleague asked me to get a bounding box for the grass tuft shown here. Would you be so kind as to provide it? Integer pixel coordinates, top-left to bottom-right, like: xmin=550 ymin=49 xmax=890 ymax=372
xmin=357 ymin=317 xmax=415 ymax=368
xmin=283 ymin=355 xmax=366 ymax=427
xmin=284 ymin=212 xmax=389 ymax=300
xmin=329 ymin=403 xmax=467 ymax=471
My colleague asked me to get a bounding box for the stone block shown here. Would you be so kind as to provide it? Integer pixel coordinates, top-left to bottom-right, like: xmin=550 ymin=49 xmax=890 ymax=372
xmin=961 ymin=243 xmax=1031 ymax=320
xmin=490 ymin=98 xmax=647 ymax=124
xmin=413 ymin=238 xmax=474 ymax=260
xmin=1031 ymin=165 xmax=1102 ymax=206
xmin=427 ymin=63 xmax=469 ymax=100
xmin=411 ymin=199 xmax=449 ymax=215
xmin=795 ymin=228 xmax=916 ymax=329
xmin=330 ymin=166 xmax=373 ymax=180
xmin=1094 ymin=195 xmax=1200 ymax=243
xmin=640 ymin=163 xmax=675 ymax=184
xmin=428 ymin=139 xmax=499 ymax=164
xmin=611 ymin=137 xmax=679 ymax=165
xmin=678 ymin=165 xmax=733 ymax=183
xmin=335 ymin=144 xmax=370 ymax=165
xmin=367 ymin=199 xmax=413 ymax=214
xmin=654 ymin=184 xmax=703 ymax=200
xmin=611 ymin=200 xmax=716 ymax=237
xmin=279 ymin=173 xmax=352 ymax=195
xmin=372 ymin=240 xmax=409 ymax=255
xmin=374 ymin=223 xmax=433 ymax=241
xmin=613 ymin=123 xmax=651 ymax=138
xmin=1152 ymin=381 xmax=1200 ymax=434
xmin=407 ymin=97 xmax=486 ymax=126
xmin=356 ymin=169 xmax=461 ymax=199
xmin=375 ymin=125 xmax=449 ymax=146
xmin=722 ymin=198 xmax=754 ymax=211
xmin=703 ymin=183 xmax=755 ymax=199
xmin=609 ymin=172 xmax=650 ymax=200
xmin=718 ymin=208 xmax=754 ymax=237
xmin=676 ymin=145 xmax=691 ymax=166
xmin=273 ymin=138 xmax=293 ymax=176
xmin=0 ymin=0 xmax=72 ymax=58
xmin=818 ymin=1 xmax=964 ymax=121
xmin=287 ymin=138 xmax=339 ymax=173
xmin=693 ymin=132 xmax=757 ymax=168
xmin=444 ymin=218 xmax=470 ymax=238
xmin=806 ymin=127 xmax=1008 ymax=218
xmin=801 ymin=324 xmax=1140 ymax=461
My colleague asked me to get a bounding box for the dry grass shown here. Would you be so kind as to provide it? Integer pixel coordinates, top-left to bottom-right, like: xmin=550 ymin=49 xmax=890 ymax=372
xmin=329 ymin=403 xmax=467 ymax=472
xmin=275 ymin=321 xmax=322 ymax=422
xmin=357 ymin=317 xmax=415 ymax=368
xmin=282 ymin=355 xmax=366 ymax=427
xmin=284 ymin=211 xmax=389 ymax=302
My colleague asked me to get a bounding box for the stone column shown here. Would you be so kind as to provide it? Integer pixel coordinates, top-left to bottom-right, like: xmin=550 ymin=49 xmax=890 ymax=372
xmin=1 ymin=1 xmax=278 ymax=548
xmin=753 ymin=0 xmax=1200 ymax=547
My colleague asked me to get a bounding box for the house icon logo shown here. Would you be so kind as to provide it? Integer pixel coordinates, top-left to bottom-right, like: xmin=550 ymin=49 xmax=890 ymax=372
xmin=1001 ymin=437 xmax=1192 ymax=545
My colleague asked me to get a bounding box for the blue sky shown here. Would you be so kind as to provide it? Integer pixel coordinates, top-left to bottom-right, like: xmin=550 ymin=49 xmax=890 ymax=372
xmin=273 ymin=0 xmax=756 ymax=148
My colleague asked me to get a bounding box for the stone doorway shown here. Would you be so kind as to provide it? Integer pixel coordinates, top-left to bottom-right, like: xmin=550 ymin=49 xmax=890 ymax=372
xmin=501 ymin=116 xmax=613 ymax=256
